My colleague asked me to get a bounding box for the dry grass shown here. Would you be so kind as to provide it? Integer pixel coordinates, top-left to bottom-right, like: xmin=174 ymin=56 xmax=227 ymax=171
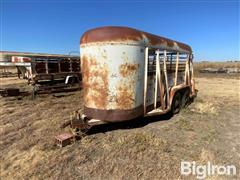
xmin=191 ymin=100 xmax=217 ymax=115
xmin=0 ymin=67 xmax=240 ymax=179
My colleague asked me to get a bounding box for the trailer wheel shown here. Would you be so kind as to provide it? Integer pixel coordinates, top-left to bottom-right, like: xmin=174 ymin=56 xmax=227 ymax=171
xmin=171 ymin=92 xmax=182 ymax=114
xmin=181 ymin=89 xmax=190 ymax=108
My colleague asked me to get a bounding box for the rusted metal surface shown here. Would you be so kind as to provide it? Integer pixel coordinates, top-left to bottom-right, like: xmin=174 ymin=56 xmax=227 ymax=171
xmin=119 ymin=63 xmax=139 ymax=77
xmin=81 ymin=43 xmax=144 ymax=121
xmin=84 ymin=105 xmax=143 ymax=122
xmin=12 ymin=56 xmax=31 ymax=63
xmin=70 ymin=120 xmax=91 ymax=132
xmin=80 ymin=26 xmax=192 ymax=53
xmin=81 ymin=45 xmax=142 ymax=110
xmin=80 ymin=26 xmax=195 ymax=122
xmin=55 ymin=133 xmax=75 ymax=147
xmin=81 ymin=55 xmax=109 ymax=109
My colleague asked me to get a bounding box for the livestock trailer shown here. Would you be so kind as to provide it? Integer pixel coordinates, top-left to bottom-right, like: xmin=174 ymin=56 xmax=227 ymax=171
xmin=62 ymin=26 xmax=196 ymax=136
xmin=0 ymin=51 xmax=81 ymax=84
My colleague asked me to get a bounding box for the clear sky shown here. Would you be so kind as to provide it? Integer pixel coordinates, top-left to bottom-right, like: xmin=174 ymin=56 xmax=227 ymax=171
xmin=0 ymin=0 xmax=239 ymax=61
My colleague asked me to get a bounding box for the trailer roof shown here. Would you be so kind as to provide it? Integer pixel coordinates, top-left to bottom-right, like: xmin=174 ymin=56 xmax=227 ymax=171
xmin=80 ymin=26 xmax=192 ymax=53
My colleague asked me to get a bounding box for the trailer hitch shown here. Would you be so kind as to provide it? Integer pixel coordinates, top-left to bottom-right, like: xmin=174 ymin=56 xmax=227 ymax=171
xmin=56 ymin=110 xmax=90 ymax=147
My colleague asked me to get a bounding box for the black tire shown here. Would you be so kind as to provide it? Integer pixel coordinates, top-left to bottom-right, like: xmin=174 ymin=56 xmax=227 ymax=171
xmin=181 ymin=89 xmax=190 ymax=108
xmin=171 ymin=92 xmax=182 ymax=114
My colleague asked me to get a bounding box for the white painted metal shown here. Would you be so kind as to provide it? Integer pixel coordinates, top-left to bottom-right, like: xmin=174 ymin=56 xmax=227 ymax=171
xmin=163 ymin=50 xmax=170 ymax=108
xmin=190 ymin=58 xmax=196 ymax=95
xmin=45 ymin=59 xmax=49 ymax=74
xmin=144 ymin=47 xmax=149 ymax=115
xmin=81 ymin=44 xmax=145 ymax=110
xmin=187 ymin=55 xmax=190 ymax=85
xmin=156 ymin=50 xmax=163 ymax=110
xmin=154 ymin=50 xmax=158 ymax=109
xmin=184 ymin=59 xmax=188 ymax=85
xmin=175 ymin=52 xmax=179 ymax=86
xmin=0 ymin=62 xmax=31 ymax=67
xmin=65 ymin=75 xmax=76 ymax=84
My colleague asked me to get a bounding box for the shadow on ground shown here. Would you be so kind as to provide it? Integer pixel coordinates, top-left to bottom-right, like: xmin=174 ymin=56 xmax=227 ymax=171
xmin=85 ymin=98 xmax=195 ymax=135
xmin=86 ymin=112 xmax=173 ymax=135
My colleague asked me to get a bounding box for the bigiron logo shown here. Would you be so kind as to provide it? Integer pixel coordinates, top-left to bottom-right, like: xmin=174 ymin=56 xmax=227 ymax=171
xmin=181 ymin=161 xmax=237 ymax=179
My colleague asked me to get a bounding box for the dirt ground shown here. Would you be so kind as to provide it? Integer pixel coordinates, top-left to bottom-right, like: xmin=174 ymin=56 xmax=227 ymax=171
xmin=0 ymin=72 xmax=240 ymax=179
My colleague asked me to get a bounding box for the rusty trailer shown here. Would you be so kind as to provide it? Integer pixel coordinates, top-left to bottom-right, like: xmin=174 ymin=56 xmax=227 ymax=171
xmin=1 ymin=51 xmax=82 ymax=97
xmin=0 ymin=51 xmax=81 ymax=84
xmin=59 ymin=26 xmax=197 ymax=141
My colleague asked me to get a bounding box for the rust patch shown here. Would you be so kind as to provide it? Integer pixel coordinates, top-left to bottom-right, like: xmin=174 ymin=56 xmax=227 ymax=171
xmin=178 ymin=42 xmax=192 ymax=51
xmin=80 ymin=26 xmax=192 ymax=53
xmin=116 ymin=82 xmax=135 ymax=109
xmin=80 ymin=26 xmax=142 ymax=44
xmin=84 ymin=105 xmax=143 ymax=122
xmin=119 ymin=63 xmax=139 ymax=77
xmin=81 ymin=55 xmax=109 ymax=109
